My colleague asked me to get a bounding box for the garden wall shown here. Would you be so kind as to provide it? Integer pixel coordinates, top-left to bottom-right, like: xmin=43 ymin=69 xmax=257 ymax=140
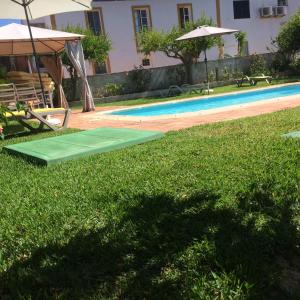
xmin=63 ymin=53 xmax=274 ymax=102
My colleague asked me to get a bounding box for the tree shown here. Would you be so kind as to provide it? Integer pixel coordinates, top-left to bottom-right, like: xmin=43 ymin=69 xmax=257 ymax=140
xmin=137 ymin=15 xmax=220 ymax=84
xmin=234 ymin=31 xmax=247 ymax=56
xmin=62 ymin=26 xmax=112 ymax=105
xmin=275 ymin=9 xmax=300 ymax=60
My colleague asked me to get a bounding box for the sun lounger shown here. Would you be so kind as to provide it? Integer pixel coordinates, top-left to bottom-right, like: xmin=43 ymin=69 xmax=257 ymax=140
xmin=165 ymin=83 xmax=206 ymax=97
xmin=5 ymin=107 xmax=70 ymax=131
xmin=181 ymin=84 xmax=204 ymax=94
xmin=250 ymin=74 xmax=272 ymax=85
xmin=236 ymin=74 xmax=272 ymax=87
xmin=0 ymin=83 xmax=70 ymax=133
xmin=167 ymin=85 xmax=183 ymax=96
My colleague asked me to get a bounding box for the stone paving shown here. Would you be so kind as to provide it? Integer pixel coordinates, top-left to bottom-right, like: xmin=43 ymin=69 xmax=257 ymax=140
xmin=61 ymin=96 xmax=300 ymax=133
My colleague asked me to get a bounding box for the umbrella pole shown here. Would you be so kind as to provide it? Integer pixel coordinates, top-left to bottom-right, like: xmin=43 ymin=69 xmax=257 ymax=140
xmin=22 ymin=2 xmax=47 ymax=106
xmin=204 ymin=49 xmax=210 ymax=95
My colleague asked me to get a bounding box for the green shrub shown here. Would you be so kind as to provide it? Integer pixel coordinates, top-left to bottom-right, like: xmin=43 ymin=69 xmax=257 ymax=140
xmin=206 ymin=70 xmax=215 ymax=83
xmin=127 ymin=66 xmax=152 ymax=93
xmin=166 ymin=66 xmax=186 ymax=87
xmin=288 ymin=58 xmax=300 ymax=75
xmin=220 ymin=66 xmax=233 ymax=81
xmin=271 ymin=51 xmax=291 ymax=73
xmin=249 ymin=54 xmax=268 ymax=76
xmin=275 ymin=9 xmax=300 ymax=59
xmin=103 ymin=83 xmax=124 ymax=97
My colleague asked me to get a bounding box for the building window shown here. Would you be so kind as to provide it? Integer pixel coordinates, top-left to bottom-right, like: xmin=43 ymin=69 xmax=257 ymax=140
xmin=132 ymin=6 xmax=152 ymax=33
xmin=95 ymin=62 xmax=107 ymax=74
xmin=86 ymin=9 xmax=110 ymax=74
xmin=31 ymin=23 xmax=46 ymax=28
xmin=233 ymin=0 xmax=250 ymax=19
xmin=142 ymin=58 xmax=150 ymax=67
xmin=50 ymin=15 xmax=57 ymax=30
xmin=177 ymin=4 xmax=193 ymax=28
xmin=86 ymin=9 xmax=103 ymax=35
xmin=278 ymin=0 xmax=288 ymax=6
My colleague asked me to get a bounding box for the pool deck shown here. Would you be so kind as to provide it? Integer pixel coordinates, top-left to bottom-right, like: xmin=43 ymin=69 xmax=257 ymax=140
xmin=62 ymin=84 xmax=300 ymax=133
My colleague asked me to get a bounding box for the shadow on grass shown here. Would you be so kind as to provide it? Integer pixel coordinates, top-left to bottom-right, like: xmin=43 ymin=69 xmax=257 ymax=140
xmin=2 ymin=124 xmax=52 ymax=141
xmin=0 ymin=185 xmax=298 ymax=299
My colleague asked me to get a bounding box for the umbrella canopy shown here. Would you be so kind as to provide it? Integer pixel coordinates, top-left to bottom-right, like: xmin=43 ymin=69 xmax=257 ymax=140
xmin=176 ymin=25 xmax=239 ymax=94
xmin=0 ymin=23 xmax=84 ymax=56
xmin=176 ymin=25 xmax=239 ymax=41
xmin=0 ymin=0 xmax=94 ymax=111
xmin=0 ymin=0 xmax=91 ymax=20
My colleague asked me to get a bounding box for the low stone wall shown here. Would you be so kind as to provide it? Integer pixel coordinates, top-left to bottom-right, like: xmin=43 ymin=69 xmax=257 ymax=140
xmin=70 ymin=80 xmax=236 ymax=106
xmin=63 ymin=53 xmax=274 ymax=102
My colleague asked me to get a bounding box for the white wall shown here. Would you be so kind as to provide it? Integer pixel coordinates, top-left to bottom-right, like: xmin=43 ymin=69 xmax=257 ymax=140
xmin=220 ymin=0 xmax=300 ymax=57
xmin=52 ymin=0 xmax=219 ymax=73
xmin=29 ymin=0 xmax=300 ymax=74
xmin=55 ymin=11 xmax=86 ymax=29
xmin=96 ymin=0 xmax=218 ymax=72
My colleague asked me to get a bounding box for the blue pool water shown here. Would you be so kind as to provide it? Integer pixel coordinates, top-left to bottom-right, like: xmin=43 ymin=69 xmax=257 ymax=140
xmin=109 ymin=84 xmax=300 ymax=117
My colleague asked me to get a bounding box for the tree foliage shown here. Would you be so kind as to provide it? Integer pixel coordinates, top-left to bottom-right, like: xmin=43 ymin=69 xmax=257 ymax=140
xmin=60 ymin=25 xmax=112 ymax=105
xmin=275 ymin=9 xmax=300 ymax=59
xmin=234 ymin=31 xmax=247 ymax=56
xmin=62 ymin=25 xmax=111 ymax=65
xmin=61 ymin=25 xmax=111 ymax=80
xmin=137 ymin=15 xmax=220 ymax=83
xmin=249 ymin=54 xmax=267 ymax=76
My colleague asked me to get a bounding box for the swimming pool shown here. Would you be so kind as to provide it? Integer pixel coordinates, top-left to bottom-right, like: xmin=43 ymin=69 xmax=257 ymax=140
xmin=109 ymin=84 xmax=300 ymax=117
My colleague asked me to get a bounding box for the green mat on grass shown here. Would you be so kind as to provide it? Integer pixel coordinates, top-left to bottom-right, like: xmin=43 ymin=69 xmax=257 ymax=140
xmin=4 ymin=127 xmax=164 ymax=166
xmin=283 ymin=131 xmax=300 ymax=138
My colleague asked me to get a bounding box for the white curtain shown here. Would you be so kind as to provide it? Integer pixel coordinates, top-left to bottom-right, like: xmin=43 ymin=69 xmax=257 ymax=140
xmin=65 ymin=41 xmax=95 ymax=112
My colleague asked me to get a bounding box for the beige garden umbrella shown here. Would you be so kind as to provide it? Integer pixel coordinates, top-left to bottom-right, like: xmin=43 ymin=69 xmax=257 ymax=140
xmin=0 ymin=23 xmax=84 ymax=109
xmin=0 ymin=23 xmax=84 ymax=56
xmin=177 ymin=26 xmax=239 ymax=94
xmin=1 ymin=0 xmax=91 ymax=104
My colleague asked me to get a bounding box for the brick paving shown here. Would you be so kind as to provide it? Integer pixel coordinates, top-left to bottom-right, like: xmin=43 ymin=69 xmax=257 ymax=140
xmin=61 ymin=96 xmax=300 ymax=133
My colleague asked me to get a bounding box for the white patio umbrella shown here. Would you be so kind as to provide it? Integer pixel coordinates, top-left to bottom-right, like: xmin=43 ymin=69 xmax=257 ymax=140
xmin=0 ymin=0 xmax=92 ymax=103
xmin=176 ymin=25 xmax=239 ymax=94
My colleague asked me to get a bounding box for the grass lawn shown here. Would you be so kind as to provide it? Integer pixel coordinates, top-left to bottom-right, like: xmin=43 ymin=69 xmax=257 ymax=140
xmin=69 ymin=76 xmax=300 ymax=109
xmin=0 ymin=107 xmax=300 ymax=299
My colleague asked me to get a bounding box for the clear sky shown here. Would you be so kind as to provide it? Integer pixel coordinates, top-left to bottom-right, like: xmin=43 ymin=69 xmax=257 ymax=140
xmin=0 ymin=19 xmax=21 ymax=27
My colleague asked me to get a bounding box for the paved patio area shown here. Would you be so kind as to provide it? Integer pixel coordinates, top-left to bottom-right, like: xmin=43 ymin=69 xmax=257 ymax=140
xmin=62 ymin=95 xmax=300 ymax=133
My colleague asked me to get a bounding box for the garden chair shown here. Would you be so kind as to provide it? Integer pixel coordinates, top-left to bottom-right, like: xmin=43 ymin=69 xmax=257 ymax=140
xmin=1 ymin=83 xmax=70 ymax=133
xmin=14 ymin=83 xmax=70 ymax=131
xmin=15 ymin=83 xmax=53 ymax=109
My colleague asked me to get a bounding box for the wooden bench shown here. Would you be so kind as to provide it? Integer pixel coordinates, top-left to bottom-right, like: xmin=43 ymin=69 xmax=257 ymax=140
xmin=14 ymin=83 xmax=53 ymax=108
xmin=0 ymin=83 xmax=18 ymax=109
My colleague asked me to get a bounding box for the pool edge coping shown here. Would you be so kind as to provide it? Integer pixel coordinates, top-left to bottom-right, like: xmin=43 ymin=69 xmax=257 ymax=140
xmin=91 ymin=82 xmax=300 ymax=121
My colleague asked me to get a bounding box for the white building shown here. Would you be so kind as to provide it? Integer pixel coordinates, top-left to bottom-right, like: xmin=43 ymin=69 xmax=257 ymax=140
xmin=27 ymin=0 xmax=299 ymax=75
